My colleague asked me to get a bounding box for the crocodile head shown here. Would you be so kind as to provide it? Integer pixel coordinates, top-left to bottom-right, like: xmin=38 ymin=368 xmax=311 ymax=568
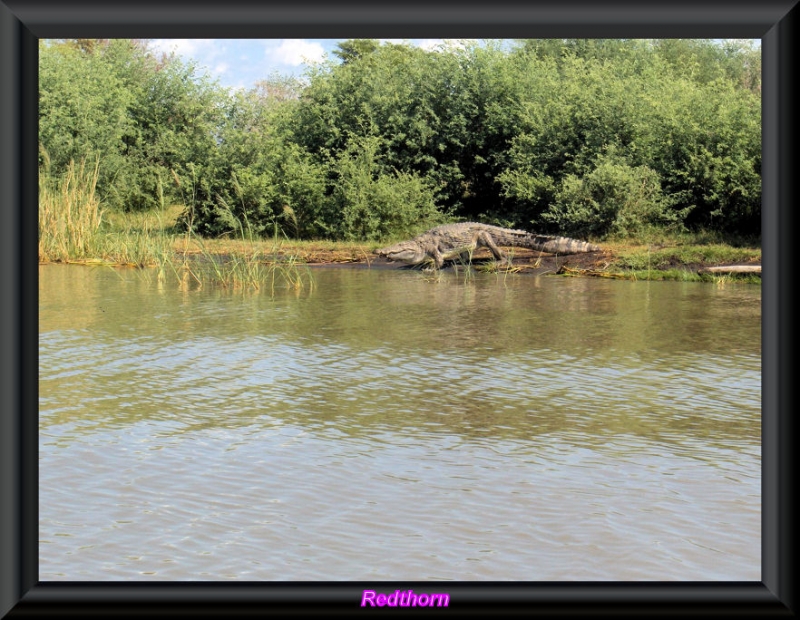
xmin=374 ymin=241 xmax=427 ymax=265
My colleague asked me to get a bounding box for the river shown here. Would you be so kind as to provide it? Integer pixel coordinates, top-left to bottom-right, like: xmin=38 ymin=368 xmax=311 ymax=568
xmin=39 ymin=264 xmax=761 ymax=581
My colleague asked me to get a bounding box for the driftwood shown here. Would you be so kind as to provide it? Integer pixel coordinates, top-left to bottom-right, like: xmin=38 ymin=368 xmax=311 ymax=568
xmin=699 ymin=265 xmax=761 ymax=275
xmin=559 ymin=264 xmax=762 ymax=280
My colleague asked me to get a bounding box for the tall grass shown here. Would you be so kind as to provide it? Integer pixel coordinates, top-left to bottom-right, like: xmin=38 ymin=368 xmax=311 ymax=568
xmin=99 ymin=215 xmax=176 ymax=267
xmin=38 ymin=157 xmax=104 ymax=262
xmin=153 ymin=193 xmax=314 ymax=293
xmin=39 ymin=155 xmax=172 ymax=266
xmin=39 ymin=159 xmax=314 ymax=293
xmin=155 ymin=231 xmax=314 ymax=294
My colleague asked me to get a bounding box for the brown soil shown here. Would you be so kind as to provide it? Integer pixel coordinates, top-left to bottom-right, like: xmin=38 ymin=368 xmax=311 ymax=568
xmin=301 ymin=246 xmax=615 ymax=275
xmin=43 ymin=240 xmax=760 ymax=279
xmin=294 ymin=246 xmax=761 ymax=280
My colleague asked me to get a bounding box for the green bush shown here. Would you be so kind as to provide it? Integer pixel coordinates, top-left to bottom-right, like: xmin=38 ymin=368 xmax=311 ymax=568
xmin=498 ymin=43 xmax=760 ymax=236
xmin=39 ymin=40 xmax=134 ymax=210
xmin=40 ymin=39 xmax=226 ymax=212
xmin=541 ymin=152 xmax=689 ymax=238
xmin=40 ymin=38 xmax=761 ymax=240
xmin=328 ymin=137 xmax=443 ymax=240
xmin=176 ymin=90 xmax=331 ymax=239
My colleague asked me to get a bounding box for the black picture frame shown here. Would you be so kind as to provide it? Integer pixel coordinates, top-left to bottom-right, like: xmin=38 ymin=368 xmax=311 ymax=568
xmin=1 ymin=0 xmax=796 ymax=616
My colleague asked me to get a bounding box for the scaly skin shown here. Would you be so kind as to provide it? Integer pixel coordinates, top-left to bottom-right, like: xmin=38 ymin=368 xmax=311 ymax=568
xmin=375 ymin=223 xmax=601 ymax=268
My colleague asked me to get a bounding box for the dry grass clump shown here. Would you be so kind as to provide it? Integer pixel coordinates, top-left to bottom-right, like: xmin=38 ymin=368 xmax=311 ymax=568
xmin=38 ymin=157 xmax=103 ymax=262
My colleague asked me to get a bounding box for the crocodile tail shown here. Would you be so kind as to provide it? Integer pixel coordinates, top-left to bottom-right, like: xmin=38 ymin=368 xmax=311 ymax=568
xmin=527 ymin=235 xmax=601 ymax=254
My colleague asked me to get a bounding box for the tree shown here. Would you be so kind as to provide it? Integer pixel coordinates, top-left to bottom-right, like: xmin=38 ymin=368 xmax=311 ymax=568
xmin=41 ymin=37 xmax=761 ymax=239
xmin=332 ymin=39 xmax=380 ymax=64
xmin=39 ymin=40 xmax=136 ymax=208
xmin=39 ymin=39 xmax=227 ymax=211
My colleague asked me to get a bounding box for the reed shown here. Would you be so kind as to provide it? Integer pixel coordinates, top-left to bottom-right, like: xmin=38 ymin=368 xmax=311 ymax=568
xmin=153 ymin=205 xmax=314 ymax=293
xmin=38 ymin=157 xmax=104 ymax=262
xmin=97 ymin=214 xmax=175 ymax=267
xmin=39 ymin=161 xmax=313 ymax=293
xmin=38 ymin=155 xmax=176 ymax=266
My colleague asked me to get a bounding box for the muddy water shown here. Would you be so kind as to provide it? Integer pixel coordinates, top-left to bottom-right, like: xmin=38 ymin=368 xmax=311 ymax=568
xmin=39 ymin=265 xmax=761 ymax=581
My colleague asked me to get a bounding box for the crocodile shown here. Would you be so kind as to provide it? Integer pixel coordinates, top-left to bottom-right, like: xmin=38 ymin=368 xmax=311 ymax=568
xmin=375 ymin=222 xmax=601 ymax=269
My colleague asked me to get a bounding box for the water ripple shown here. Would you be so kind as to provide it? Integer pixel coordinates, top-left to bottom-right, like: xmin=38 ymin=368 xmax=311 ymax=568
xmin=39 ymin=266 xmax=761 ymax=580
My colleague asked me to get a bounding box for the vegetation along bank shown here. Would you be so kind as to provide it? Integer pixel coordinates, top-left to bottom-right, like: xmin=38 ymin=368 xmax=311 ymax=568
xmin=39 ymin=38 xmax=762 ymax=285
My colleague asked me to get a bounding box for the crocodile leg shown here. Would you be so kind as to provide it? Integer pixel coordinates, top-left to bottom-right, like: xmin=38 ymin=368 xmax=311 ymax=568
xmin=476 ymin=231 xmax=509 ymax=264
xmin=432 ymin=246 xmax=446 ymax=269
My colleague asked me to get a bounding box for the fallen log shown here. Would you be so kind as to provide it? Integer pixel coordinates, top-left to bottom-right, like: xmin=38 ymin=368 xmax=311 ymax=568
xmin=699 ymin=265 xmax=761 ymax=275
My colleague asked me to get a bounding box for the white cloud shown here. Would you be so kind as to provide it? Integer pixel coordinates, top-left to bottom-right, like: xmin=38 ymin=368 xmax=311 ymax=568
xmin=375 ymin=38 xmax=460 ymax=51
xmin=379 ymin=39 xmax=475 ymax=52
xmin=212 ymin=62 xmax=230 ymax=76
xmin=436 ymin=39 xmax=477 ymax=51
xmin=268 ymin=40 xmax=326 ymax=67
xmin=416 ymin=39 xmax=445 ymax=51
xmin=149 ymin=39 xmax=216 ymax=57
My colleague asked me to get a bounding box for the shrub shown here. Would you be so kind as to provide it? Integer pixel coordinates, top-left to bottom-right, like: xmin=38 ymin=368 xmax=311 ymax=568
xmin=327 ymin=138 xmax=443 ymax=240
xmin=541 ymin=152 xmax=690 ymax=238
xmin=176 ymin=88 xmax=329 ymax=239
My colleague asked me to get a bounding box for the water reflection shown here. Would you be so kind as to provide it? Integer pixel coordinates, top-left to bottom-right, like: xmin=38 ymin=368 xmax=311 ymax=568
xmin=39 ymin=265 xmax=761 ymax=580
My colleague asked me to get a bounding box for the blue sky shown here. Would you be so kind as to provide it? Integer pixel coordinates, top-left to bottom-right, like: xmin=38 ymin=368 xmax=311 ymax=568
xmin=147 ymin=39 xmax=460 ymax=91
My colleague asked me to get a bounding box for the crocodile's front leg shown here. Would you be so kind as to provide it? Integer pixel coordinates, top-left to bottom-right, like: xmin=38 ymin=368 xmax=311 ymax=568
xmin=431 ymin=246 xmax=446 ymax=269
